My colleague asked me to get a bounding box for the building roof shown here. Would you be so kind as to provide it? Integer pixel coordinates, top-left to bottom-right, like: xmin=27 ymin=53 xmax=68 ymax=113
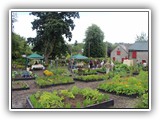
xmin=119 ymin=43 xmax=132 ymax=53
xmin=128 ymin=41 xmax=148 ymax=51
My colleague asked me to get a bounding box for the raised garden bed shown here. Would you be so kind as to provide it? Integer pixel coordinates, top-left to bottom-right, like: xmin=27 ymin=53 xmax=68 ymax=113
xmin=13 ymin=77 xmax=36 ymax=81
xmin=35 ymin=81 xmax=75 ymax=88
xmin=97 ymin=71 xmax=148 ymax=97
xmin=35 ymin=75 xmax=75 ymax=88
xmin=97 ymin=88 xmax=139 ymax=98
xmin=73 ymin=78 xmax=104 ymax=82
xmin=12 ymin=81 xmax=29 ymax=91
xmin=73 ymin=75 xmax=105 ymax=82
xmin=12 ymin=70 xmax=36 ymax=81
xmin=26 ymin=86 xmax=114 ymax=109
xmin=73 ymin=69 xmax=98 ymax=76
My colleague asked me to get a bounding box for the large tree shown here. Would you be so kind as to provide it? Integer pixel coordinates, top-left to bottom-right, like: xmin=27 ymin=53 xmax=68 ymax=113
xmin=27 ymin=12 xmax=79 ymax=64
xmin=12 ymin=33 xmax=32 ymax=59
xmin=83 ymin=24 xmax=106 ymax=58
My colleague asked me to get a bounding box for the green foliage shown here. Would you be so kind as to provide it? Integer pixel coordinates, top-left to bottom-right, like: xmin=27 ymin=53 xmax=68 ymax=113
xmin=29 ymin=86 xmax=110 ymax=108
xmin=60 ymin=90 xmax=75 ymax=99
xmin=135 ymin=93 xmax=149 ymax=108
xmin=75 ymin=74 xmax=104 ymax=81
xmin=70 ymin=86 xmax=80 ymax=95
xmin=98 ymin=71 xmax=148 ymax=96
xmin=74 ymin=69 xmax=97 ymax=75
xmin=12 ymin=32 xmax=32 ymax=60
xmin=38 ymin=91 xmax=64 ymax=108
xmin=49 ymin=68 xmax=70 ymax=76
xmin=65 ymin=103 xmax=71 ymax=108
xmin=28 ymin=12 xmax=79 ymax=63
xmin=83 ymin=24 xmax=106 ymax=58
xmin=12 ymin=81 xmax=28 ymax=89
xmin=35 ymin=75 xmax=74 ymax=87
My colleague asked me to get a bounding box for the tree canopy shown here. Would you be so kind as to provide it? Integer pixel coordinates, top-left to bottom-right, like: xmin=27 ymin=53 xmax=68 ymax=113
xmin=27 ymin=12 xmax=79 ymax=63
xmin=136 ymin=32 xmax=148 ymax=41
xmin=83 ymin=24 xmax=106 ymax=58
xmin=12 ymin=32 xmax=32 ymax=59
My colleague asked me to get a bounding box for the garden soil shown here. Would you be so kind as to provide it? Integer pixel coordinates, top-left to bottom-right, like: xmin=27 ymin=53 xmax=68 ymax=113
xmin=11 ymin=70 xmax=140 ymax=109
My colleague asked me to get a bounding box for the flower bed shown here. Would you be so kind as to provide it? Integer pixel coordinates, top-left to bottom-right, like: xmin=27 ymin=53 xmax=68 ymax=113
xmin=73 ymin=75 xmax=105 ymax=82
xmin=12 ymin=81 xmax=29 ymax=91
xmin=35 ymin=75 xmax=75 ymax=88
xmin=12 ymin=70 xmax=36 ymax=81
xmin=97 ymin=71 xmax=148 ymax=97
xmin=26 ymin=86 xmax=114 ymax=109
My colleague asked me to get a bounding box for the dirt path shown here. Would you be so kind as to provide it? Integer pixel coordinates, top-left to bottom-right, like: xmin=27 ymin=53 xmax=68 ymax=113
xmin=11 ymin=70 xmax=139 ymax=109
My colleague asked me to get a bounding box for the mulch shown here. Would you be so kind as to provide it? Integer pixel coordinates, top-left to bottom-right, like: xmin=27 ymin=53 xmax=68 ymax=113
xmin=11 ymin=69 xmax=140 ymax=109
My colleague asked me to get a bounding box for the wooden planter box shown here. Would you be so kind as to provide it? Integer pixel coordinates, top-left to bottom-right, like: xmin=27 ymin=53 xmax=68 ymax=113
xmin=12 ymin=87 xmax=30 ymax=91
xmin=97 ymin=71 xmax=106 ymax=74
xmin=73 ymin=78 xmax=104 ymax=82
xmin=26 ymin=96 xmax=114 ymax=109
xmin=98 ymin=88 xmax=139 ymax=98
xmin=13 ymin=77 xmax=36 ymax=81
xmin=36 ymin=81 xmax=75 ymax=88
xmin=12 ymin=82 xmax=30 ymax=91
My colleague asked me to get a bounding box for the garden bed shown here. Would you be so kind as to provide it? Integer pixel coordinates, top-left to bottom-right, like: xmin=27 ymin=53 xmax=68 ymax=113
xmin=73 ymin=78 xmax=104 ymax=82
xmin=97 ymin=88 xmax=139 ymax=98
xmin=73 ymin=75 xmax=105 ymax=82
xmin=26 ymin=86 xmax=114 ymax=109
xmin=97 ymin=71 xmax=148 ymax=97
xmin=13 ymin=77 xmax=36 ymax=81
xmin=35 ymin=75 xmax=75 ymax=88
xmin=36 ymin=81 xmax=75 ymax=88
xmin=12 ymin=81 xmax=29 ymax=91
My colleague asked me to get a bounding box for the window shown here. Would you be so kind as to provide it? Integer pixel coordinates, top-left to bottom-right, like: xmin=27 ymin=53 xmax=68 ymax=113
xmin=142 ymin=60 xmax=146 ymax=64
xmin=117 ymin=50 xmax=121 ymax=55
xmin=113 ymin=57 xmax=115 ymax=61
xmin=132 ymin=51 xmax=137 ymax=58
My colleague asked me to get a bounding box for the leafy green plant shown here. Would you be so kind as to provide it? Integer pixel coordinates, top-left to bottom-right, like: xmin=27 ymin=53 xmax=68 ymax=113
xmin=65 ymin=103 xmax=71 ymax=108
xmin=75 ymin=75 xmax=104 ymax=81
xmin=98 ymin=72 xmax=148 ymax=96
xmin=60 ymin=90 xmax=75 ymax=99
xmin=135 ymin=93 xmax=149 ymax=108
xmin=38 ymin=91 xmax=64 ymax=108
xmin=29 ymin=86 xmax=111 ymax=108
xmin=76 ymin=102 xmax=81 ymax=108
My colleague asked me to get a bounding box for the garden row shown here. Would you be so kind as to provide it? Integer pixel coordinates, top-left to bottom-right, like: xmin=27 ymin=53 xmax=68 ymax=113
xmin=12 ymin=64 xmax=149 ymax=109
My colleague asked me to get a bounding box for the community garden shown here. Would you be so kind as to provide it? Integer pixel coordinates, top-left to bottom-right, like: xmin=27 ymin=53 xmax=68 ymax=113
xmin=11 ymin=11 xmax=149 ymax=110
xmin=11 ymin=58 xmax=149 ymax=109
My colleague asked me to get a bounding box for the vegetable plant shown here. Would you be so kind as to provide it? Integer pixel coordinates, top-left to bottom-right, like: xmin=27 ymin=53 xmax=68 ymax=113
xmin=29 ymin=86 xmax=110 ymax=108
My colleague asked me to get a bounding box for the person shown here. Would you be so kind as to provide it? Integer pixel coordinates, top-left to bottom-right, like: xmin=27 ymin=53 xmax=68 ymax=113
xmin=110 ymin=61 xmax=114 ymax=71
xmin=100 ymin=60 xmax=104 ymax=67
xmin=35 ymin=61 xmax=38 ymax=65
xmin=89 ymin=60 xmax=93 ymax=69
xmin=105 ymin=62 xmax=111 ymax=74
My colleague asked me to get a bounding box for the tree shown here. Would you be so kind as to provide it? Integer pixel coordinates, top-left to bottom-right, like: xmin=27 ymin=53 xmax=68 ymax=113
xmin=83 ymin=24 xmax=106 ymax=58
xmin=11 ymin=12 xmax=17 ymax=31
xmin=136 ymin=32 xmax=148 ymax=41
xmin=27 ymin=12 xmax=79 ymax=64
xmin=106 ymin=41 xmax=117 ymax=57
xmin=12 ymin=33 xmax=32 ymax=59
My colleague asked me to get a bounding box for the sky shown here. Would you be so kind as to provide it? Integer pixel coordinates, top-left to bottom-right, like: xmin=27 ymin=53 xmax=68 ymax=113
xmin=13 ymin=10 xmax=149 ymax=44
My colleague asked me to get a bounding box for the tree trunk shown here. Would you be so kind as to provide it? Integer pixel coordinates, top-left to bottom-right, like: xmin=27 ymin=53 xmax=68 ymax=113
xmin=44 ymin=53 xmax=50 ymax=64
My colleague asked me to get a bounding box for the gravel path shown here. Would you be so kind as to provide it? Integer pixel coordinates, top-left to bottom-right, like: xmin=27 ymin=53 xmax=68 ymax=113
xmin=11 ymin=70 xmax=139 ymax=109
